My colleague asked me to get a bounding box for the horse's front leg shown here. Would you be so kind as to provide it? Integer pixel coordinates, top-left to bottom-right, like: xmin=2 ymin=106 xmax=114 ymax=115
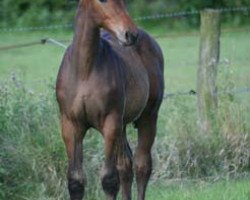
xmin=61 ymin=115 xmax=87 ymax=200
xmin=101 ymin=113 xmax=123 ymax=200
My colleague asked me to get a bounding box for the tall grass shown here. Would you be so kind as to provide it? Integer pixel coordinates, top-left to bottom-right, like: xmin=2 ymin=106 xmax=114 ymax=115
xmin=152 ymin=61 xmax=250 ymax=179
xmin=1 ymin=65 xmax=250 ymax=199
xmin=0 ymin=75 xmax=106 ymax=199
xmin=0 ymin=75 xmax=67 ymax=199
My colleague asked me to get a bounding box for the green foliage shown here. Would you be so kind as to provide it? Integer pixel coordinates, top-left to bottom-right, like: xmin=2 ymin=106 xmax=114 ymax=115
xmin=127 ymin=0 xmax=250 ymax=27
xmin=0 ymin=0 xmax=74 ymax=27
xmin=0 ymin=0 xmax=249 ymax=28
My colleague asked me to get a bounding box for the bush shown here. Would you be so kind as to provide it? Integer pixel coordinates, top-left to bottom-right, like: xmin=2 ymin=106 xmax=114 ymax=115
xmin=0 ymin=0 xmax=249 ymax=28
xmin=0 ymin=0 xmax=74 ymax=27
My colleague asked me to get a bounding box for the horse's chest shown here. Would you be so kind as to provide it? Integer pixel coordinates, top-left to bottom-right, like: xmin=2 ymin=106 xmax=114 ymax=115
xmin=69 ymin=78 xmax=124 ymax=126
xmin=68 ymin=71 xmax=148 ymax=125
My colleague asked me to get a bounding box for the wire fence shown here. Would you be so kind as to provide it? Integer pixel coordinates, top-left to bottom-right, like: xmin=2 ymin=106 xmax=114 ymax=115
xmin=0 ymin=6 xmax=249 ymax=33
xmin=0 ymin=38 xmax=68 ymax=51
xmin=0 ymin=24 xmax=73 ymax=33
xmin=2 ymin=32 xmax=250 ymax=99
xmin=164 ymin=88 xmax=250 ymax=98
xmin=0 ymin=6 xmax=250 ymax=98
xmin=134 ymin=6 xmax=250 ymax=21
xmin=1 ymin=26 xmax=250 ymax=51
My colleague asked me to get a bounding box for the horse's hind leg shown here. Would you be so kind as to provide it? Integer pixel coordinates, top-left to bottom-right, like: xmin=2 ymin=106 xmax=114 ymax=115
xmin=134 ymin=114 xmax=158 ymax=200
xmin=117 ymin=127 xmax=133 ymax=200
xmin=101 ymin=113 xmax=123 ymax=200
xmin=61 ymin=115 xmax=86 ymax=200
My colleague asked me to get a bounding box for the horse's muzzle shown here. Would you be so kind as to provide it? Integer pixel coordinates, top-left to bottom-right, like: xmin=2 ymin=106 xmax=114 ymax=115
xmin=124 ymin=30 xmax=138 ymax=46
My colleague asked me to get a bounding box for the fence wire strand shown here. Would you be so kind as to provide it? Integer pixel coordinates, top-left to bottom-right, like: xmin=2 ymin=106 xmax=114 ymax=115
xmin=0 ymin=6 xmax=249 ymax=33
xmin=0 ymin=38 xmax=70 ymax=51
xmin=134 ymin=6 xmax=250 ymax=21
xmin=164 ymin=88 xmax=250 ymax=99
xmin=1 ymin=26 xmax=249 ymax=51
xmin=0 ymin=24 xmax=73 ymax=33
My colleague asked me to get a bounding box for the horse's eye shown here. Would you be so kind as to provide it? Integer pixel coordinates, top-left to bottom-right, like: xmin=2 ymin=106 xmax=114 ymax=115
xmin=99 ymin=0 xmax=107 ymax=3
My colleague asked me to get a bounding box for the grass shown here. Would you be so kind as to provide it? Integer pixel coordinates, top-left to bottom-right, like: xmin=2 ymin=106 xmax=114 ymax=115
xmin=1 ymin=28 xmax=250 ymax=199
xmin=0 ymin=29 xmax=250 ymax=91
xmin=0 ymin=31 xmax=71 ymax=92
xmin=148 ymin=178 xmax=250 ymax=200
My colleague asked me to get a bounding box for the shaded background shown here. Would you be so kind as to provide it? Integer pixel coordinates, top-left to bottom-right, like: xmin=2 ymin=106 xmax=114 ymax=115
xmin=1 ymin=0 xmax=250 ymax=27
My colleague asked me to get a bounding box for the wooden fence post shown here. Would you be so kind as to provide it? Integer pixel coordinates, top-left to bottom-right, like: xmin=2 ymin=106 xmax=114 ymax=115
xmin=197 ymin=9 xmax=221 ymax=134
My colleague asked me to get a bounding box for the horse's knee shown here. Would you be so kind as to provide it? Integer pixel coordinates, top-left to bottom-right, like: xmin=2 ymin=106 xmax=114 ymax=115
xmin=134 ymin=153 xmax=152 ymax=178
xmin=68 ymin=171 xmax=85 ymax=200
xmin=101 ymin=168 xmax=120 ymax=196
xmin=117 ymin=154 xmax=133 ymax=179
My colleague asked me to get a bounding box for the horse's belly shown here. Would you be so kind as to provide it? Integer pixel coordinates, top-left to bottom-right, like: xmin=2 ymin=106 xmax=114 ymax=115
xmin=123 ymin=77 xmax=149 ymax=123
xmin=124 ymin=99 xmax=147 ymax=123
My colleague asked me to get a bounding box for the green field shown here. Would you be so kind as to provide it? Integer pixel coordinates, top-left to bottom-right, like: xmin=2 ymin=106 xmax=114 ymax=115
xmin=1 ymin=29 xmax=250 ymax=91
xmin=1 ymin=29 xmax=250 ymax=199
xmin=147 ymin=178 xmax=250 ymax=200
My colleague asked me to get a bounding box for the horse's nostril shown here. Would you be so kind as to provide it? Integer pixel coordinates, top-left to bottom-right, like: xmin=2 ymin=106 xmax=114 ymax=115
xmin=125 ymin=31 xmax=138 ymax=45
xmin=125 ymin=31 xmax=130 ymax=40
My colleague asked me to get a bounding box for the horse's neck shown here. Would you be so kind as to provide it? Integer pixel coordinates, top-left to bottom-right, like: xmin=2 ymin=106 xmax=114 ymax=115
xmin=71 ymin=7 xmax=100 ymax=79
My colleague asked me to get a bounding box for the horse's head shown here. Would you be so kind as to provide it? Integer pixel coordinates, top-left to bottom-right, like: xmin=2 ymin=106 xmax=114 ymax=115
xmin=82 ymin=0 xmax=138 ymax=46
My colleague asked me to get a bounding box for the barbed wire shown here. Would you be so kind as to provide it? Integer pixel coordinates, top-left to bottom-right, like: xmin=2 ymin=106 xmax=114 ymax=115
xmin=134 ymin=6 xmax=250 ymax=21
xmin=0 ymin=24 xmax=73 ymax=33
xmin=0 ymin=40 xmax=46 ymax=51
xmin=1 ymin=26 xmax=250 ymax=51
xmin=46 ymin=38 xmax=68 ymax=49
xmin=164 ymin=90 xmax=197 ymax=98
xmin=164 ymin=88 xmax=250 ymax=99
xmin=155 ymin=27 xmax=250 ymax=39
xmin=219 ymin=6 xmax=250 ymax=13
xmin=0 ymin=6 xmax=249 ymax=33
xmin=0 ymin=38 xmax=70 ymax=51
xmin=0 ymin=36 xmax=249 ymax=98
xmin=134 ymin=10 xmax=200 ymax=21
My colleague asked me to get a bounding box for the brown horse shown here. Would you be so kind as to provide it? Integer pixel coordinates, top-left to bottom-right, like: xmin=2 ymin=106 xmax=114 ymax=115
xmin=56 ymin=0 xmax=164 ymax=199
